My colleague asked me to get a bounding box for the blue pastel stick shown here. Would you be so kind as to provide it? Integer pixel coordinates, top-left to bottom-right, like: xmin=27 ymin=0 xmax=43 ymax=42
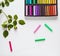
xmin=26 ymin=0 xmax=32 ymax=4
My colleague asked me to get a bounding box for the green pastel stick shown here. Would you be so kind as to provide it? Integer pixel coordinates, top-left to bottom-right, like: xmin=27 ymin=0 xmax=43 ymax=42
xmin=44 ymin=24 xmax=53 ymax=32
xmin=33 ymin=0 xmax=37 ymax=4
xmin=35 ymin=38 xmax=45 ymax=42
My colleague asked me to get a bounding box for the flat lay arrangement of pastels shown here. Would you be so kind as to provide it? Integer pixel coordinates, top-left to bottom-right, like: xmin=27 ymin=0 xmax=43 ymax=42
xmin=25 ymin=0 xmax=58 ymax=16
xmin=0 ymin=0 xmax=59 ymax=56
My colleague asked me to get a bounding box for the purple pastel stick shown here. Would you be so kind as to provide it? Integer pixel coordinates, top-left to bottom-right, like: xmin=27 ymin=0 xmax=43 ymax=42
xmin=35 ymin=6 xmax=40 ymax=16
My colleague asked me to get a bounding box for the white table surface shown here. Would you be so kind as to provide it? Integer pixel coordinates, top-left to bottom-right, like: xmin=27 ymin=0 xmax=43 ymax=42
xmin=0 ymin=0 xmax=60 ymax=56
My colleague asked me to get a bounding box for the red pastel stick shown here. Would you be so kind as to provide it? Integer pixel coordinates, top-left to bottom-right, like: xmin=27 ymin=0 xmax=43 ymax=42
xmin=9 ymin=41 xmax=13 ymax=52
xmin=34 ymin=25 xmax=41 ymax=33
xmin=49 ymin=6 xmax=52 ymax=15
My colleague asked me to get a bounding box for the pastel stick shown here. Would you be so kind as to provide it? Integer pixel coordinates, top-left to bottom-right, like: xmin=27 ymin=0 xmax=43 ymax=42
xmin=35 ymin=5 xmax=40 ymax=16
xmin=41 ymin=5 xmax=45 ymax=16
xmin=29 ymin=6 xmax=33 ymax=16
xmin=26 ymin=6 xmax=28 ymax=16
xmin=33 ymin=0 xmax=37 ymax=4
xmin=26 ymin=0 xmax=32 ymax=4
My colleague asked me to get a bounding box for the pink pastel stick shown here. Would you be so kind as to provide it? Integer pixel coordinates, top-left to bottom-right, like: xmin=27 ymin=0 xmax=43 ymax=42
xmin=9 ymin=41 xmax=13 ymax=52
xmin=29 ymin=6 xmax=33 ymax=16
xmin=34 ymin=25 xmax=41 ymax=33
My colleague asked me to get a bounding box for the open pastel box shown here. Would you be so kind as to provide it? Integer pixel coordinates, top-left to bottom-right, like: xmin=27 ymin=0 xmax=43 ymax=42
xmin=25 ymin=0 xmax=58 ymax=16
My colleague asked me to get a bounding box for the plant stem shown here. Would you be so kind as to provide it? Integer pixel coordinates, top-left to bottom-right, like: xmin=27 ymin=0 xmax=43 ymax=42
xmin=2 ymin=10 xmax=8 ymax=20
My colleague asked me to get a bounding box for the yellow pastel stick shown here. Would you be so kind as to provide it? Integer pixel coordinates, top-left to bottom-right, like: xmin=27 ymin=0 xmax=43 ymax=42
xmin=49 ymin=0 xmax=50 ymax=4
xmin=41 ymin=0 xmax=42 ymax=4
xmin=44 ymin=0 xmax=46 ymax=4
xmin=54 ymin=0 xmax=56 ymax=4
xmin=45 ymin=0 xmax=47 ymax=4
xmin=53 ymin=0 xmax=55 ymax=4
xmin=45 ymin=0 xmax=48 ymax=4
xmin=37 ymin=0 xmax=40 ymax=4
xmin=37 ymin=0 xmax=42 ymax=4
xmin=46 ymin=0 xmax=49 ymax=4
xmin=50 ymin=0 xmax=53 ymax=4
xmin=42 ymin=0 xmax=44 ymax=4
xmin=53 ymin=0 xmax=56 ymax=4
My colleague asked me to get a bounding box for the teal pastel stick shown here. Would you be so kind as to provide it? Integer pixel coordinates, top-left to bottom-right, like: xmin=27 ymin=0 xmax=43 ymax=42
xmin=26 ymin=0 xmax=33 ymax=4
xmin=35 ymin=38 xmax=45 ymax=42
xmin=44 ymin=24 xmax=53 ymax=32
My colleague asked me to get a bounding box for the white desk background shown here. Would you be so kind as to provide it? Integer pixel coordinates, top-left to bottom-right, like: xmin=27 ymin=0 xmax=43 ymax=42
xmin=0 ymin=0 xmax=60 ymax=56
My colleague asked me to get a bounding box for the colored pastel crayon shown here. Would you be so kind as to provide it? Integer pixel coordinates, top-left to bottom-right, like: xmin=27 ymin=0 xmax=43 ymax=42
xmin=49 ymin=6 xmax=52 ymax=15
xmin=26 ymin=0 xmax=33 ymax=4
xmin=42 ymin=0 xmax=45 ymax=4
xmin=45 ymin=0 xmax=47 ymax=4
xmin=25 ymin=0 xmax=57 ymax=16
xmin=53 ymin=5 xmax=55 ymax=15
xmin=9 ymin=41 xmax=13 ymax=52
xmin=37 ymin=0 xmax=42 ymax=4
xmin=34 ymin=25 xmax=41 ymax=33
xmin=51 ymin=0 xmax=53 ymax=4
xmin=35 ymin=38 xmax=45 ymax=42
xmin=51 ymin=6 xmax=53 ymax=15
xmin=39 ymin=6 xmax=41 ymax=16
xmin=44 ymin=24 xmax=53 ymax=32
xmin=53 ymin=0 xmax=56 ymax=4
xmin=30 ymin=0 xmax=33 ymax=4
xmin=34 ymin=5 xmax=41 ymax=16
xmin=28 ymin=6 xmax=30 ymax=15
xmin=33 ymin=6 xmax=36 ymax=16
xmin=55 ymin=5 xmax=57 ymax=15
xmin=55 ymin=0 xmax=56 ymax=4
xmin=34 ymin=5 xmax=40 ymax=16
xmin=53 ymin=5 xmax=56 ymax=15
xmin=50 ymin=6 xmax=52 ymax=15
xmin=41 ymin=5 xmax=45 ymax=16
xmin=26 ymin=6 xmax=28 ymax=16
xmin=33 ymin=0 xmax=37 ymax=4
xmin=25 ymin=0 xmax=30 ymax=4
xmin=29 ymin=6 xmax=33 ymax=16
xmin=46 ymin=0 xmax=49 ymax=4
xmin=45 ymin=6 xmax=49 ymax=15
xmin=45 ymin=6 xmax=47 ymax=15
xmin=53 ymin=6 xmax=55 ymax=15
xmin=44 ymin=0 xmax=47 ymax=4
xmin=47 ymin=6 xmax=49 ymax=15
xmin=51 ymin=6 xmax=54 ymax=15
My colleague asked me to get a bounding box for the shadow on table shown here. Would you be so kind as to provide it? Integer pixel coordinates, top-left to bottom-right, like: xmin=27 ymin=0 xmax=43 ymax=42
xmin=25 ymin=16 xmax=58 ymax=20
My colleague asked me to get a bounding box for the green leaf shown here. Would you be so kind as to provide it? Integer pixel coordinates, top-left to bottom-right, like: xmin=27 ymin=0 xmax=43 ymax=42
xmin=0 ymin=9 xmax=2 ymax=14
xmin=3 ymin=21 xmax=7 ymax=24
xmin=8 ymin=0 xmax=14 ymax=2
xmin=1 ymin=2 xmax=5 ymax=7
xmin=13 ymin=20 xmax=17 ymax=26
xmin=5 ymin=0 xmax=9 ymax=7
xmin=2 ymin=24 xmax=7 ymax=28
xmin=14 ymin=26 xmax=17 ymax=30
xmin=14 ymin=15 xmax=18 ymax=20
xmin=8 ymin=15 xmax=12 ymax=19
xmin=8 ymin=24 xmax=13 ymax=30
xmin=3 ymin=30 xmax=9 ymax=38
xmin=18 ymin=20 xmax=25 ymax=25
xmin=0 ymin=2 xmax=2 ymax=6
xmin=8 ymin=19 xmax=12 ymax=23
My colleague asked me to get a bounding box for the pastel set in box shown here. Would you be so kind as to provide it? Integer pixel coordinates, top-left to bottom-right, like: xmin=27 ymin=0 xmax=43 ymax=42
xmin=25 ymin=0 xmax=58 ymax=16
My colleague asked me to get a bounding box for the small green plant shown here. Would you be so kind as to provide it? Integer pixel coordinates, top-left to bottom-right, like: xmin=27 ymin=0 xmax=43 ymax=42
xmin=0 ymin=0 xmax=25 ymax=38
